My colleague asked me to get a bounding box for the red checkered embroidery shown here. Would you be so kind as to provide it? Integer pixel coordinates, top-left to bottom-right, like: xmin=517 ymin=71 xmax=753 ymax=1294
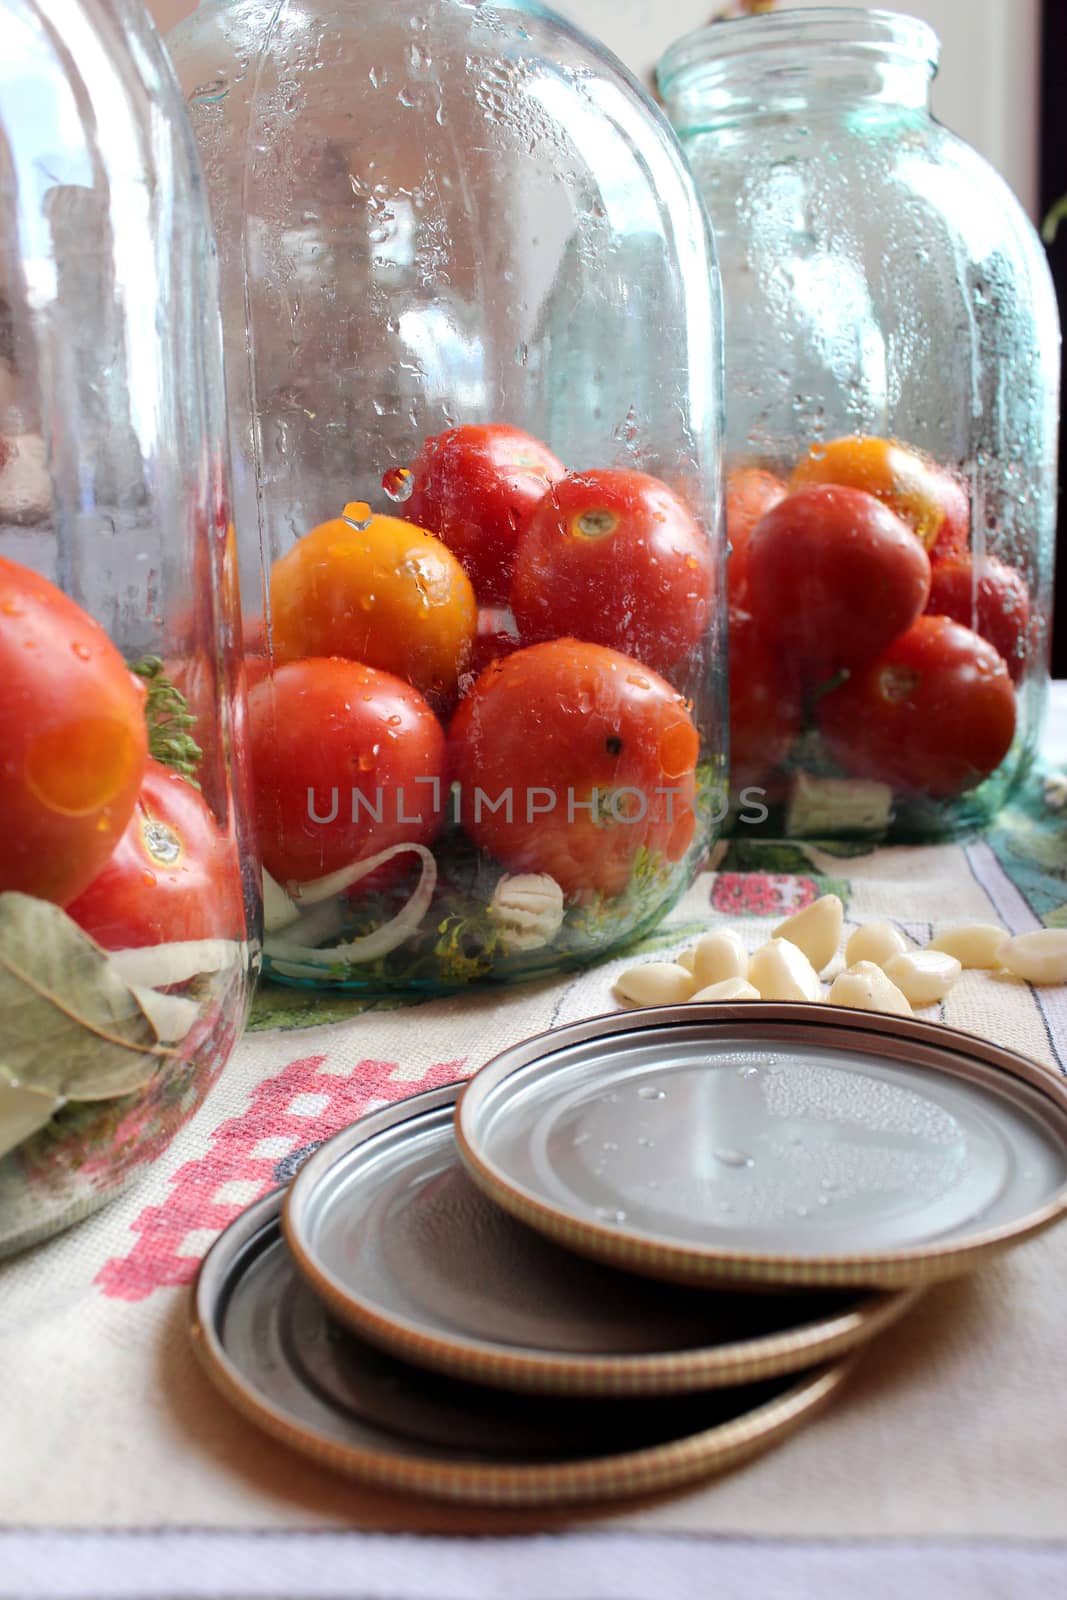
xmin=94 ymin=1052 xmax=467 ymax=1301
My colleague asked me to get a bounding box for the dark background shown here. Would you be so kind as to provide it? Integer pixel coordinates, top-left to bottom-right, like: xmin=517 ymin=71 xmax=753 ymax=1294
xmin=1041 ymin=0 xmax=1067 ymax=676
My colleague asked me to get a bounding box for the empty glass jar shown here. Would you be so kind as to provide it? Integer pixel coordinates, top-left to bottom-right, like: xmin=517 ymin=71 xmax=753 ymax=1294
xmin=0 ymin=0 xmax=257 ymax=1253
xmin=168 ymin=0 xmax=726 ymax=993
xmin=660 ymin=7 xmax=1059 ymax=839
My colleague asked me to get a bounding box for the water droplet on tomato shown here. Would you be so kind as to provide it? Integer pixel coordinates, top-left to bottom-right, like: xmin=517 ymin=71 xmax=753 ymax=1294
xmin=71 ymin=642 xmax=92 ymax=661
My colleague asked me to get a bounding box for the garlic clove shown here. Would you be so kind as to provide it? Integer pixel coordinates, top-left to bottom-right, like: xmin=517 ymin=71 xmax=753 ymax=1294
xmin=614 ymin=962 xmax=698 ymax=1006
xmin=748 ymin=938 xmax=822 ymax=1002
xmin=690 ymin=928 xmax=749 ymax=989
xmin=927 ymin=923 xmax=1009 ymax=970
xmin=995 ymin=929 xmax=1067 ymax=986
xmin=883 ymin=949 xmax=962 ymax=1006
xmin=689 ymin=977 xmax=761 ymax=1002
xmin=844 ymin=920 xmax=909 ymax=969
xmin=773 ymin=894 xmax=843 ymax=974
xmin=828 ymin=960 xmax=912 ymax=1017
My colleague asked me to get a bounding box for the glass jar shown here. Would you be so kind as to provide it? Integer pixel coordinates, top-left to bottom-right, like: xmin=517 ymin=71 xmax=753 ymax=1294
xmin=167 ymin=0 xmax=725 ymax=993
xmin=0 ymin=0 xmax=257 ymax=1255
xmin=659 ymin=7 xmax=1059 ymax=840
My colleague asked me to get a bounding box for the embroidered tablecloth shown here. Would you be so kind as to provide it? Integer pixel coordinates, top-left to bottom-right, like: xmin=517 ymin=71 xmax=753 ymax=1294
xmin=4 ymin=761 xmax=1067 ymax=1599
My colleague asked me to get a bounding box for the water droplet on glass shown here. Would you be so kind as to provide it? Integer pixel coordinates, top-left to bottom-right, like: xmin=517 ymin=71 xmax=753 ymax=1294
xmin=737 ymin=1065 xmax=760 ymax=1078
xmin=572 ymin=1132 xmax=590 ymax=1147
xmin=637 ymin=1136 xmax=654 ymax=1148
xmin=342 ymin=501 xmax=373 ymax=532
xmin=795 ymin=1205 xmax=810 ymax=1217
xmin=595 ymin=1207 xmax=627 ymax=1224
xmin=382 ymin=466 xmax=414 ymax=502
xmin=601 ymin=1141 xmax=619 ymax=1153
xmin=713 ymin=1149 xmax=754 ymax=1169
xmin=637 ymin=1085 xmax=666 ymax=1101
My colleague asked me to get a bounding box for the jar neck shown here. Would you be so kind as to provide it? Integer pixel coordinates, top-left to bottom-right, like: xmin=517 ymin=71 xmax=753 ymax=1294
xmin=658 ymin=8 xmax=937 ymax=133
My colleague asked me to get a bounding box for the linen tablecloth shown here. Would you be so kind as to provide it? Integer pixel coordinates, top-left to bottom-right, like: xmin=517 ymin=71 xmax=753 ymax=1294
xmin=4 ymin=763 xmax=1067 ymax=1598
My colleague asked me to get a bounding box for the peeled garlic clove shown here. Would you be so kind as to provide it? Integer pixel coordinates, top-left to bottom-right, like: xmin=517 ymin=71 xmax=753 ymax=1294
xmin=614 ymin=962 xmax=698 ymax=1006
xmin=489 ymin=872 xmax=565 ymax=952
xmin=927 ymin=923 xmax=1008 ymax=970
xmin=828 ymin=961 xmax=912 ymax=1017
xmin=883 ymin=949 xmax=961 ymax=1006
xmin=689 ymin=977 xmax=761 ymax=1002
xmin=995 ymin=929 xmax=1067 ymax=986
xmin=772 ymin=894 xmax=843 ymax=974
xmin=676 ymin=947 xmax=696 ymax=973
xmin=844 ymin=920 xmax=909 ymax=969
xmin=748 ymin=938 xmax=822 ymax=1002
xmin=690 ymin=928 xmax=749 ymax=989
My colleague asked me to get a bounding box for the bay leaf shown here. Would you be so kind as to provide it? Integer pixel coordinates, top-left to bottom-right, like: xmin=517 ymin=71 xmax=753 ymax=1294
xmin=0 ymin=893 xmax=170 ymax=1101
xmin=0 ymin=1081 xmax=60 ymax=1160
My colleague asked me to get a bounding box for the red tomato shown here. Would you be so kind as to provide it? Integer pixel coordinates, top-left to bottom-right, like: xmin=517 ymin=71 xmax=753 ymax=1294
xmin=66 ymin=760 xmax=244 ymax=949
xmin=448 ymin=638 xmax=700 ymax=899
xmin=926 ymin=555 xmax=1031 ymax=684
xmin=746 ymin=484 xmax=931 ymax=684
xmin=815 ymin=615 xmax=1016 ymax=798
xmin=790 ymin=435 xmax=969 ymax=561
xmin=725 ymin=466 xmax=787 ymax=604
xmin=510 ymin=469 xmax=715 ymax=680
xmin=0 ymin=557 xmax=148 ymax=906
xmin=404 ymin=424 xmax=565 ymax=605
xmin=248 ymin=657 xmax=446 ymax=886
xmin=728 ymin=607 xmax=803 ymax=791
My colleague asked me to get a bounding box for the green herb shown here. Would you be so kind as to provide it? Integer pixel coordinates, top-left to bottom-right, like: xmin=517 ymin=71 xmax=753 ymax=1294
xmin=130 ymin=656 xmax=203 ymax=782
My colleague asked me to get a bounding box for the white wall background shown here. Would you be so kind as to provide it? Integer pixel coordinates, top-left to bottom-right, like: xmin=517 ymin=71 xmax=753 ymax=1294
xmin=148 ymin=0 xmax=1042 ymax=220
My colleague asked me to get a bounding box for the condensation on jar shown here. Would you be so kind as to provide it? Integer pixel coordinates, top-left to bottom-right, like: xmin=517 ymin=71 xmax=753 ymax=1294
xmin=168 ymin=0 xmax=727 ymax=994
xmin=659 ymin=6 xmax=1059 ymax=841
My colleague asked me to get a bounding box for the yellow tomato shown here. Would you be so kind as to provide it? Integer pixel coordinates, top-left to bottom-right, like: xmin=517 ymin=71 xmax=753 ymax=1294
xmin=269 ymin=503 xmax=477 ymax=705
xmin=789 ymin=435 xmax=968 ymax=558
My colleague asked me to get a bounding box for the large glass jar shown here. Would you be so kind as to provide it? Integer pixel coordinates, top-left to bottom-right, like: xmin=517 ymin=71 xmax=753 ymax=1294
xmin=659 ymin=8 xmax=1059 ymax=840
xmin=0 ymin=0 xmax=257 ymax=1255
xmin=167 ymin=0 xmax=725 ymax=993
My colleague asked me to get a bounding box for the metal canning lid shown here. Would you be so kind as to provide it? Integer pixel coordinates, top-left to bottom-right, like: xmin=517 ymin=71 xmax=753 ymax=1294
xmin=455 ymin=1002 xmax=1067 ymax=1291
xmin=283 ymin=1082 xmax=918 ymax=1397
xmin=190 ymin=1186 xmax=853 ymax=1507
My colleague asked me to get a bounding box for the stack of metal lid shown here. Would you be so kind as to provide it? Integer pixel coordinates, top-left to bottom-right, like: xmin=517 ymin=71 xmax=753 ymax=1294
xmin=192 ymin=1003 xmax=1067 ymax=1507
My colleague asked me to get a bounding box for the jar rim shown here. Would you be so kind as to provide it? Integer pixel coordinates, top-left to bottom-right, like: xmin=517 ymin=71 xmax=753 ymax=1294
xmin=657 ymin=7 xmax=939 ymax=97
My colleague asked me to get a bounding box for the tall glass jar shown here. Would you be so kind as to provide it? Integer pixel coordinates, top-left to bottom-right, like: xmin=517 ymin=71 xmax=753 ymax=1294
xmin=659 ymin=8 xmax=1059 ymax=840
xmin=0 ymin=0 xmax=257 ymax=1255
xmin=167 ymin=0 xmax=725 ymax=994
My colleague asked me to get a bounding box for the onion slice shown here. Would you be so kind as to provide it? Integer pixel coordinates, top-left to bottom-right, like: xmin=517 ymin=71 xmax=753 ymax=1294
xmin=265 ymin=843 xmax=437 ymax=969
xmin=109 ymin=940 xmax=242 ymax=989
xmin=263 ymin=868 xmax=301 ymax=933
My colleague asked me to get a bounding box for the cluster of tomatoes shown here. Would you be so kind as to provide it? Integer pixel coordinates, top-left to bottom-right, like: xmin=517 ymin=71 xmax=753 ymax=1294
xmin=726 ymin=435 xmax=1026 ymax=801
xmin=250 ymin=423 xmax=716 ymax=899
xmin=0 ymin=557 xmax=243 ymax=949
